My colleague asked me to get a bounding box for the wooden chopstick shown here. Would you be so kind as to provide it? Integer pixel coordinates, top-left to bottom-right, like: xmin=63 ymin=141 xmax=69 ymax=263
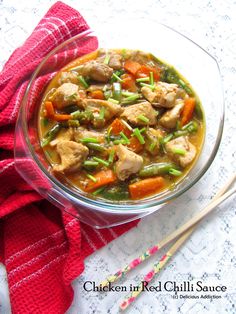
xmin=100 ymin=174 xmax=236 ymax=289
xmin=119 ymin=174 xmax=236 ymax=310
xmin=120 ymin=228 xmax=194 ymax=310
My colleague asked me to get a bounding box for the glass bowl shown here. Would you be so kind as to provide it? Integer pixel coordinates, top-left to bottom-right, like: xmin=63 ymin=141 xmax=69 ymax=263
xmin=14 ymin=22 xmax=224 ymax=228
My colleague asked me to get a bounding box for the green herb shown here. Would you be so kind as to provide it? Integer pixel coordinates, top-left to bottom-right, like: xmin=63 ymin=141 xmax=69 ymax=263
xmin=93 ymin=157 xmax=109 ymax=167
xmin=169 ymin=168 xmax=182 ymax=176
xmin=41 ymin=124 xmax=61 ymax=147
xmin=70 ymin=110 xmax=81 ymax=119
xmin=104 ymin=90 xmax=112 ymax=100
xmin=113 ymin=139 xmax=127 ymax=145
xmin=108 ymin=98 xmax=119 ymax=104
xmin=140 ymin=82 xmax=155 ymax=91
xmin=99 ymin=107 xmax=106 ymax=120
xmin=121 ymin=91 xmax=136 ymax=97
xmin=149 ymin=142 xmax=157 ymax=152
xmin=150 ymin=71 xmax=154 ymax=86
xmin=138 ymin=114 xmax=149 ymax=124
xmin=182 ymin=120 xmax=198 ymax=133
xmin=108 ymin=149 xmax=115 ymax=164
xmin=106 ymin=127 xmax=113 ymax=143
xmin=69 ymin=65 xmax=83 ymax=72
xmin=120 ymin=131 xmax=130 ymax=144
xmin=172 ymin=148 xmax=186 ymax=155
xmin=45 ymin=150 xmax=52 ymax=158
xmin=136 ymin=77 xmax=150 ymax=83
xmin=173 ymin=130 xmax=188 ymax=138
xmin=92 ymin=186 xmax=106 ymax=196
xmin=112 ymin=82 xmax=121 ymax=101
xmin=70 ymin=110 xmax=93 ymax=123
xmin=112 ymin=72 xmax=123 ymax=82
xmin=176 ymin=120 xmax=181 ymax=130
xmin=104 ymin=54 xmax=110 ymax=64
xmin=86 ymin=173 xmax=97 ymax=183
xmin=43 ymin=118 xmax=49 ymax=127
xmin=133 ymin=128 xmax=145 ymax=144
xmin=121 ymin=49 xmax=127 ymax=58
xmin=80 ymin=137 xmax=99 ymax=143
xmin=65 ymin=93 xmax=77 ymax=101
xmin=121 ymin=94 xmax=140 ymax=104
xmin=78 ymin=75 xmax=89 ymax=88
xmin=163 ymin=134 xmax=173 ymax=144
xmin=139 ymin=127 xmax=146 ymax=134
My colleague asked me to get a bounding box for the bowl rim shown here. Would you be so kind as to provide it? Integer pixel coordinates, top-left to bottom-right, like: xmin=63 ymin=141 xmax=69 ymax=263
xmin=16 ymin=24 xmax=225 ymax=213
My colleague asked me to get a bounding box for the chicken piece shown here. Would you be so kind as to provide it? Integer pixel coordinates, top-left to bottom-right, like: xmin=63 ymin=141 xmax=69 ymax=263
xmin=74 ymin=127 xmax=105 ymax=143
xmin=165 ymin=136 xmax=197 ymax=168
xmin=121 ymin=102 xmax=157 ymax=126
xmin=109 ymin=54 xmax=122 ymax=69
xmin=81 ymin=61 xmax=113 ymax=82
xmin=115 ymin=144 xmax=143 ymax=180
xmin=59 ymin=71 xmax=79 ymax=85
xmin=159 ymin=100 xmax=184 ymax=129
xmin=84 ymin=99 xmax=123 ymax=128
xmin=87 ymin=84 xmax=110 ymax=92
xmin=145 ymin=128 xmax=164 ymax=155
xmin=50 ymin=128 xmax=74 ymax=147
xmin=51 ymin=83 xmax=85 ymax=109
xmin=141 ymin=82 xmax=184 ymax=108
xmin=53 ymin=140 xmax=89 ymax=174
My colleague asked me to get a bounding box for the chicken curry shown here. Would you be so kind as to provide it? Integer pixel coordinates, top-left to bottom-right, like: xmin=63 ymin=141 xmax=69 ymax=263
xmin=39 ymin=49 xmax=205 ymax=201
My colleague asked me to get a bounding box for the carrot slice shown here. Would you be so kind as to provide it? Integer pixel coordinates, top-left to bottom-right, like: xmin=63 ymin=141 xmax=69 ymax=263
xmin=109 ymin=118 xmax=132 ymax=137
xmin=53 ymin=114 xmax=71 ymax=121
xmin=181 ymin=97 xmax=196 ymax=126
xmin=127 ymin=136 xmax=144 ymax=153
xmin=129 ymin=176 xmax=166 ymax=199
xmin=89 ymin=90 xmax=104 ymax=100
xmin=124 ymin=60 xmax=141 ymax=75
xmin=44 ymin=101 xmax=55 ymax=118
xmin=121 ymin=73 xmax=137 ymax=92
xmin=84 ymin=170 xmax=117 ymax=192
xmin=136 ymin=65 xmax=160 ymax=81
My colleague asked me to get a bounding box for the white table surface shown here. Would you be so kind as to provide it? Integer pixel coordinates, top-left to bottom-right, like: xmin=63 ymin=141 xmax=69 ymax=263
xmin=0 ymin=0 xmax=236 ymax=313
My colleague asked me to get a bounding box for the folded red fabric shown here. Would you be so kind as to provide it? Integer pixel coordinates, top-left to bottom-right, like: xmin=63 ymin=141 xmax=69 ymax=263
xmin=0 ymin=2 xmax=138 ymax=313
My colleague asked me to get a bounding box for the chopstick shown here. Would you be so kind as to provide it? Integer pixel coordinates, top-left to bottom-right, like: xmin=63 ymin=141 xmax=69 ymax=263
xmin=118 ymin=174 xmax=236 ymax=310
xmin=120 ymin=227 xmax=194 ymax=310
xmin=100 ymin=174 xmax=236 ymax=289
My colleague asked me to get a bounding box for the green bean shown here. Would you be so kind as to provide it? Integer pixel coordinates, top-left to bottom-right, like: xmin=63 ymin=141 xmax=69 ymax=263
xmin=83 ymin=160 xmax=99 ymax=171
xmin=139 ymin=162 xmax=177 ymax=178
xmin=41 ymin=124 xmax=61 ymax=147
xmin=86 ymin=143 xmax=106 ymax=152
xmin=99 ymin=185 xmax=129 ymax=200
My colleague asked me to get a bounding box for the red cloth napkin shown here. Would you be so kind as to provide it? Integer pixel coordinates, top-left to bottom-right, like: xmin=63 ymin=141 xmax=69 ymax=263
xmin=0 ymin=2 xmax=138 ymax=313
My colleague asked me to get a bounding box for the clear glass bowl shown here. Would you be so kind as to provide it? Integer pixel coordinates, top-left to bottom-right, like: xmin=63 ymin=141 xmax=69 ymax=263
xmin=14 ymin=22 xmax=224 ymax=228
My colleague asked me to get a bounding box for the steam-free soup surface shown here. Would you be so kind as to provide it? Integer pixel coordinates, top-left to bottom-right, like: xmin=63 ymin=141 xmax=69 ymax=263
xmin=39 ymin=49 xmax=204 ymax=201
